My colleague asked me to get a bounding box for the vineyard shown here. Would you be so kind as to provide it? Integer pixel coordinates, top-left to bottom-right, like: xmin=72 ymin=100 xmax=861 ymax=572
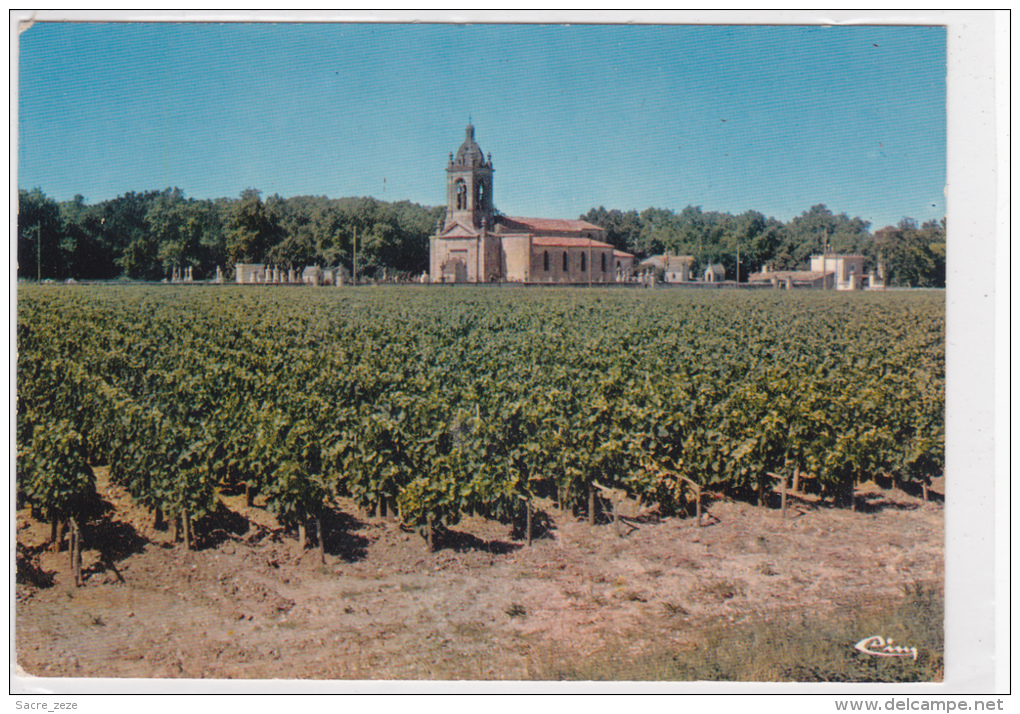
xmin=17 ymin=285 xmax=944 ymax=564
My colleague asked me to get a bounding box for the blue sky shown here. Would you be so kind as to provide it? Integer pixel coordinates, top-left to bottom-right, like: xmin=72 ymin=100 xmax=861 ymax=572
xmin=17 ymin=22 xmax=946 ymax=231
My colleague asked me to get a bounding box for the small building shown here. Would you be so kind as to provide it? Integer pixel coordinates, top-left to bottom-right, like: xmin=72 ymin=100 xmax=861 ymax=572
xmin=302 ymin=265 xmax=322 ymax=286
xmin=639 ymin=254 xmax=695 ymax=283
xmin=236 ymin=263 xmax=265 ymax=284
xmin=809 ymin=254 xmax=866 ymax=290
xmin=614 ymin=250 xmax=635 ymax=280
xmin=704 ymin=264 xmax=726 ymax=282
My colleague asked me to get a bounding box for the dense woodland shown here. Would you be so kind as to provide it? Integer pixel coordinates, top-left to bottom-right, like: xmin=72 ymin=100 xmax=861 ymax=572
xmin=17 ymin=187 xmax=946 ymax=287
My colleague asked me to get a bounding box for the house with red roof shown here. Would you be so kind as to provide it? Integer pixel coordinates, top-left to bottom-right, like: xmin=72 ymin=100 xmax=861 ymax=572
xmin=429 ymin=124 xmax=630 ymax=284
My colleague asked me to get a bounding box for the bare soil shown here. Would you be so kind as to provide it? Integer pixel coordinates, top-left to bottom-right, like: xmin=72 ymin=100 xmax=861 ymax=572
xmin=15 ymin=469 xmax=943 ymax=681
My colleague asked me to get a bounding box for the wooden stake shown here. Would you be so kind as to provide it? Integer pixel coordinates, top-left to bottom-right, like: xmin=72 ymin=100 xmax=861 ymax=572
xmin=613 ymin=495 xmax=620 ymax=537
xmin=50 ymin=519 xmax=60 ymax=552
xmin=526 ymin=499 xmax=533 ymax=547
xmin=426 ymin=514 xmax=434 ymax=553
xmin=922 ymin=482 xmax=929 ymax=502
xmin=68 ymin=522 xmax=76 ymax=570
xmin=70 ymin=517 xmax=82 ymax=587
xmin=246 ymin=482 xmax=255 ymax=507
xmin=696 ymin=484 xmax=703 ymax=527
xmin=154 ymin=507 xmax=164 ymax=530
xmin=183 ymin=509 xmax=191 ymax=551
xmin=792 ymin=468 xmax=800 ymax=493
xmin=172 ymin=515 xmax=179 ymax=543
xmin=298 ymin=521 xmax=307 ymax=550
xmin=588 ymin=483 xmax=596 ymax=526
xmin=781 ymin=474 xmax=788 ymax=520
xmin=315 ymin=514 xmax=325 ymax=565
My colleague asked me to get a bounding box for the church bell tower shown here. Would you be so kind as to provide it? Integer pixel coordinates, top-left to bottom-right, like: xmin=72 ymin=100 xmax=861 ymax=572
xmin=445 ymin=123 xmax=494 ymax=231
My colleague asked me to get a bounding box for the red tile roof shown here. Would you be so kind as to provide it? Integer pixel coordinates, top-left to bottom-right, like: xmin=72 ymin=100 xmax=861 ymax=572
xmin=532 ymin=236 xmax=614 ymax=249
xmin=499 ymin=216 xmax=606 ymax=233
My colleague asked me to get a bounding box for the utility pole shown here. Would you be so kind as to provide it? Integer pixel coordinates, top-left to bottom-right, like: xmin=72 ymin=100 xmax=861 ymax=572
xmin=735 ymin=245 xmax=740 ymax=287
xmin=823 ymin=227 xmax=829 ymax=290
xmin=36 ymin=224 xmax=41 ymax=282
xmin=352 ymin=226 xmax=357 ymax=286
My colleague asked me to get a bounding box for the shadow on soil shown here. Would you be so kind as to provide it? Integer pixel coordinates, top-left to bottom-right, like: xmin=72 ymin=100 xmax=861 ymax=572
xmin=433 ymin=528 xmax=521 ymax=555
xmin=196 ymin=502 xmax=252 ymax=549
xmin=320 ymin=509 xmax=371 ymax=563
xmin=15 ymin=544 xmax=55 ymax=588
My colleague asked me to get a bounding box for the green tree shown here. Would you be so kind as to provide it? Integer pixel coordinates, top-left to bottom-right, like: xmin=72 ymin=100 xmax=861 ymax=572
xmin=878 ymin=218 xmax=946 ymax=287
xmin=17 ymin=188 xmax=62 ymax=280
xmin=226 ymin=189 xmax=284 ymax=267
xmin=774 ymin=204 xmax=871 ymax=270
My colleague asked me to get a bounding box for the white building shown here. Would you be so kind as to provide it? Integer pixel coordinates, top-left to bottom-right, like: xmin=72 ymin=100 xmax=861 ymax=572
xmin=809 ymin=254 xmax=866 ymax=290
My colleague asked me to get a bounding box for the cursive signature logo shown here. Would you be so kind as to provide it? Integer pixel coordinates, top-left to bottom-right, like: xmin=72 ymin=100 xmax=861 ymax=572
xmin=854 ymin=635 xmax=918 ymax=660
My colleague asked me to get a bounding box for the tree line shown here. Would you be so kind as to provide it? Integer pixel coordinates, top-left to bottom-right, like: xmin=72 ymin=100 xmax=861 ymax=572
xmin=17 ymin=187 xmax=945 ymax=287
xmin=17 ymin=187 xmax=444 ymax=283
xmin=581 ymin=204 xmax=946 ymax=287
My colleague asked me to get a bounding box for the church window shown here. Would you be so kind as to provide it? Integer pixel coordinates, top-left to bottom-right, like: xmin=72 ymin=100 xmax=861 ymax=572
xmin=455 ymin=180 xmax=467 ymax=210
xmin=562 ymin=252 xmax=568 ymax=271
xmin=601 ymin=253 xmax=607 ymax=272
xmin=543 ymin=251 xmax=550 ymax=272
xmin=580 ymin=253 xmax=587 ymax=272
xmin=476 ymin=182 xmax=486 ymax=209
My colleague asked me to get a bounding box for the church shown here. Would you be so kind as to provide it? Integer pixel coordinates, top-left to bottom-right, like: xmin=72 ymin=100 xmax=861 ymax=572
xmin=429 ymin=124 xmax=633 ymax=284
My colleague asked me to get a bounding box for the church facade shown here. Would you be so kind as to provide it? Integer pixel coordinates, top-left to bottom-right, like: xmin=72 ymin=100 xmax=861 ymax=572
xmin=429 ymin=124 xmax=632 ymax=284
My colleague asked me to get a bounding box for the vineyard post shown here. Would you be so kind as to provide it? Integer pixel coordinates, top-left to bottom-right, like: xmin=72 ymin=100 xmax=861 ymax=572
xmin=315 ymin=514 xmax=325 ymax=565
xmin=696 ymin=484 xmax=703 ymax=527
xmin=154 ymin=507 xmax=164 ymax=530
xmin=182 ymin=509 xmax=191 ymax=550
xmin=588 ymin=483 xmax=596 ymax=526
xmin=781 ymin=474 xmax=788 ymax=520
xmin=67 ymin=521 xmax=75 ymax=570
xmin=921 ymin=480 xmax=929 ymax=502
xmin=426 ymin=514 xmax=434 ymax=553
xmin=69 ymin=517 xmax=82 ymax=587
xmin=612 ymin=494 xmax=620 ymax=537
xmin=792 ymin=468 xmax=800 ymax=493
xmin=50 ymin=518 xmax=63 ymax=553
xmin=526 ymin=499 xmax=533 ymax=547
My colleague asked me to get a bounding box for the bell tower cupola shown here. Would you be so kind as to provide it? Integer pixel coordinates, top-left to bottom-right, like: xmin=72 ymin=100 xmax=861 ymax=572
xmin=445 ymin=123 xmax=494 ymax=231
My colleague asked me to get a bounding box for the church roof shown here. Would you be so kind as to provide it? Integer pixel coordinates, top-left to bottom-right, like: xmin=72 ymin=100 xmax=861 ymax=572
xmin=453 ymin=123 xmax=489 ymax=168
xmin=532 ymin=236 xmax=614 ymax=249
xmin=437 ymin=220 xmax=482 ymax=238
xmin=499 ymin=216 xmax=606 ymax=234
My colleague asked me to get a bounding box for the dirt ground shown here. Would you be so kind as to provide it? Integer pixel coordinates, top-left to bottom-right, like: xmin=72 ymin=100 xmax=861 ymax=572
xmin=15 ymin=468 xmax=943 ymax=681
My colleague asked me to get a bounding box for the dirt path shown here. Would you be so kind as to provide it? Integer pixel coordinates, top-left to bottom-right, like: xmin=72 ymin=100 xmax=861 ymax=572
xmin=15 ymin=470 xmax=943 ymax=680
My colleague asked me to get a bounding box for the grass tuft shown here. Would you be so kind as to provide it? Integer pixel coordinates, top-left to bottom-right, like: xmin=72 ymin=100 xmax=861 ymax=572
xmin=505 ymin=603 xmax=527 ymax=619
xmin=525 ymin=585 xmax=943 ymax=682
